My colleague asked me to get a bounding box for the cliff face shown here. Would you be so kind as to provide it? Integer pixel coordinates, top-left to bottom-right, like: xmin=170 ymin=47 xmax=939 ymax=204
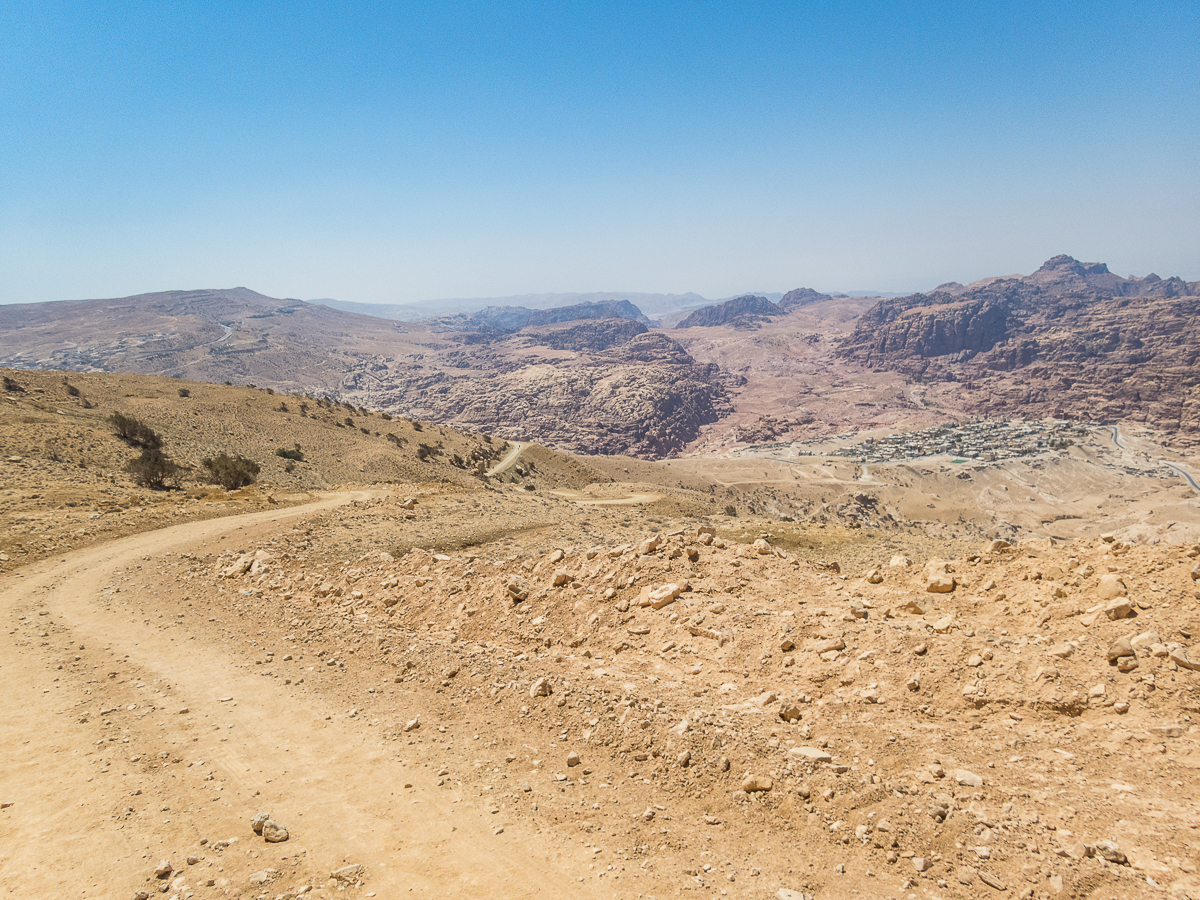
xmin=838 ymin=257 xmax=1200 ymax=446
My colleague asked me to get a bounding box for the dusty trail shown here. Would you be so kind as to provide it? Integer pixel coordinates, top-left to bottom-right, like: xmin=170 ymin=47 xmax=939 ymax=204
xmin=486 ymin=441 xmax=526 ymax=476
xmin=0 ymin=491 xmax=601 ymax=900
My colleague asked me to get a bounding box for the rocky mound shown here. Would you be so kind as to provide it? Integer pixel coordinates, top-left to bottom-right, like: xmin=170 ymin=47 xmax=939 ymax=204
xmin=838 ymin=256 xmax=1200 ymax=446
xmin=677 ymin=295 xmax=780 ymax=329
xmin=778 ymin=287 xmax=833 ymax=312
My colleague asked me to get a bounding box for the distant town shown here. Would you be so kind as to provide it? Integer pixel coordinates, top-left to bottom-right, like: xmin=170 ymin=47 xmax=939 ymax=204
xmin=831 ymin=419 xmax=1092 ymax=463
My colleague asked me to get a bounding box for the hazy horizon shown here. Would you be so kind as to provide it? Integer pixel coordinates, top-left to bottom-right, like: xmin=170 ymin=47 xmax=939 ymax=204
xmin=2 ymin=2 xmax=1197 ymax=305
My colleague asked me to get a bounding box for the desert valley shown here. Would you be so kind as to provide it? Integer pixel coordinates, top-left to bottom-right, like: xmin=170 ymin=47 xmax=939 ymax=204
xmin=3 ymin=256 xmax=1200 ymax=900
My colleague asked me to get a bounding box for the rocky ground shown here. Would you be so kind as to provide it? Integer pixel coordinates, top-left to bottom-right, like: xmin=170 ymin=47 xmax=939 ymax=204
xmin=5 ymin=477 xmax=1200 ymax=900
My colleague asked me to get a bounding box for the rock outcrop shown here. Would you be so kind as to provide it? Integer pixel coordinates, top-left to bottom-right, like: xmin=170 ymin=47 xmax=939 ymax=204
xmin=839 ymin=256 xmax=1200 ymax=446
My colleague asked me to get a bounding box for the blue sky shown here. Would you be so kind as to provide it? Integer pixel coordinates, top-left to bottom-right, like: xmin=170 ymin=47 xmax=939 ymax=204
xmin=2 ymin=1 xmax=1197 ymax=304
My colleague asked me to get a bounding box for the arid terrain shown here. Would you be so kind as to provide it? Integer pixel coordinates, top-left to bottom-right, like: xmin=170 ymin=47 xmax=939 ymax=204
xmin=2 ymin=362 xmax=1200 ymax=900
xmin=2 ymin=256 xmax=1200 ymax=900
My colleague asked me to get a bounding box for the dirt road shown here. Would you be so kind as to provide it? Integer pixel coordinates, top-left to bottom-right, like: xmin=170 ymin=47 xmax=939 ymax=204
xmin=0 ymin=491 xmax=602 ymax=900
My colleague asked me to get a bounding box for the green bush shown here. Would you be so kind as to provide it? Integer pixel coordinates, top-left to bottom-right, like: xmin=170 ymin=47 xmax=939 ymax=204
xmin=177 ymin=387 xmax=191 ymax=398
xmin=275 ymin=446 xmax=304 ymax=461
xmin=125 ymin=449 xmax=183 ymax=489
xmin=202 ymin=453 xmax=260 ymax=490
xmin=107 ymin=413 xmax=163 ymax=450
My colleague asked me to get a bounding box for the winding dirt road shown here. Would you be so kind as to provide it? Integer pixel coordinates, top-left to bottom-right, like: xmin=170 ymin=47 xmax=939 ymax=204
xmin=0 ymin=491 xmax=601 ymax=899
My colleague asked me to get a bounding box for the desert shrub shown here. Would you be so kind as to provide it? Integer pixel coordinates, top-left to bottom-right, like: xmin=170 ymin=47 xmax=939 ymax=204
xmin=278 ymin=401 xmax=289 ymax=412
xmin=177 ymin=387 xmax=190 ymax=398
xmin=724 ymin=504 xmax=738 ymax=516
xmin=264 ymin=387 xmax=274 ymax=395
xmin=412 ymin=421 xmax=423 ymax=432
xmin=284 ymin=461 xmax=296 ymax=473
xmin=201 ymin=453 xmax=260 ymax=490
xmin=3 ymin=376 xmax=24 ymax=392
xmin=107 ymin=413 xmax=163 ymax=450
xmin=298 ymin=402 xmax=309 ymax=416
xmin=380 ymin=412 xmax=392 ymax=420
xmin=275 ymin=446 xmax=304 ymax=461
xmin=64 ymin=382 xmax=81 ymax=397
xmin=125 ymin=449 xmax=183 ymax=489
xmin=344 ymin=416 xmax=355 ymax=427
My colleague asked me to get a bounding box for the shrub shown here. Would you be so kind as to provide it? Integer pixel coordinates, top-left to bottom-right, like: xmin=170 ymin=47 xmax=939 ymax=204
xmin=2 ymin=376 xmax=24 ymax=392
xmin=344 ymin=417 xmax=355 ymax=427
xmin=278 ymin=401 xmax=289 ymax=412
xmin=284 ymin=461 xmax=296 ymax=474
xmin=107 ymin=413 xmax=163 ymax=450
xmin=724 ymin=504 xmax=738 ymax=517
xmin=202 ymin=453 xmax=260 ymax=490
xmin=125 ymin=449 xmax=183 ymax=489
xmin=275 ymin=446 xmax=304 ymax=461
xmin=177 ymin=387 xmax=191 ymax=398
xmin=412 ymin=421 xmax=423 ymax=432
xmin=64 ymin=382 xmax=81 ymax=397
xmin=380 ymin=412 xmax=392 ymax=421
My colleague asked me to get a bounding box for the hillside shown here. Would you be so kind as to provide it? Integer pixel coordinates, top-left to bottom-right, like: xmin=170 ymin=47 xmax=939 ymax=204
xmin=0 ymin=291 xmax=730 ymax=459
xmin=838 ymin=256 xmax=1200 ymax=447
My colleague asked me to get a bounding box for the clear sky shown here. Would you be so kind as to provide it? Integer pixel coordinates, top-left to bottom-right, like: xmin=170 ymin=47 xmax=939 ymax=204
xmin=2 ymin=1 xmax=1197 ymax=305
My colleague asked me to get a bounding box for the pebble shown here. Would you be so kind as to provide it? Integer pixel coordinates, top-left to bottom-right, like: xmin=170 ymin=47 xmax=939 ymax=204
xmin=262 ymin=820 xmax=289 ymax=842
xmin=251 ymin=811 xmax=270 ymax=835
xmin=566 ymin=751 xmax=581 ymax=767
xmin=529 ymin=677 xmax=552 ymax=698
xmin=330 ymin=864 xmax=365 ymax=884
xmin=154 ymin=861 xmax=173 ymax=879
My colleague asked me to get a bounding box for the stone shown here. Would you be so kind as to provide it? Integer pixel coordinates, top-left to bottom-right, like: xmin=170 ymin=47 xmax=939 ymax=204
xmin=788 ymin=747 xmax=831 ymax=763
xmin=646 ymin=582 xmax=683 ymax=608
xmin=1106 ymin=637 xmax=1134 ymax=661
xmin=752 ymin=538 xmax=772 ymax=554
xmin=913 ymin=857 xmax=930 ymax=872
xmin=978 ymin=871 xmax=1007 ymax=891
xmin=248 ymin=869 xmax=276 ymax=885
xmin=251 ymin=811 xmax=270 ymax=834
xmin=154 ymin=861 xmax=173 ymax=879
xmin=637 ymin=535 xmax=661 ymax=555
xmin=403 ymin=717 xmax=420 ymax=732
xmin=814 ymin=638 xmax=845 ymax=653
xmin=1116 ymin=656 xmax=1138 ymax=672
xmin=741 ymin=774 xmax=773 ymax=793
xmin=552 ymin=570 xmax=571 ymax=586
xmin=926 ymin=573 xmax=956 ymax=593
xmin=1093 ymin=840 xmax=1127 ymax=864
xmin=505 ymin=576 xmax=530 ymax=602
xmin=1104 ymin=597 xmax=1134 ymax=620
xmin=1191 ymin=562 xmax=1200 ymax=581
xmin=677 ymin=750 xmax=691 ymax=767
xmin=330 ymin=864 xmax=365 ymax=884
xmin=777 ymin=890 xmax=806 ymax=900
xmin=779 ymin=704 xmax=802 ymax=723
xmin=957 ymin=867 xmax=977 ymax=885
xmin=1169 ymin=647 xmax=1200 ymax=671
xmin=866 ymin=568 xmax=884 ymax=584
xmin=1047 ymin=643 xmax=1075 ymax=658
xmin=262 ymin=820 xmax=288 ymax=842
xmin=932 ymin=615 xmax=954 ymax=633
xmin=1097 ymin=573 xmax=1126 ymax=601
xmin=1150 ymin=725 xmax=1183 ymax=738
xmin=530 ymin=677 xmax=552 ymax=697
xmin=954 ymin=769 xmax=984 ymax=787
xmin=566 ymin=751 xmax=581 ymax=767
xmin=1130 ymin=630 xmax=1162 ymax=650
xmin=888 ymin=554 xmax=911 ymax=568
xmin=967 ymin=654 xmax=983 ymax=667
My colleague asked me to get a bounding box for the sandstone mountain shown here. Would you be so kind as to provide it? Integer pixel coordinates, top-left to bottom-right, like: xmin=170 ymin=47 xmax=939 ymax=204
xmin=676 ymin=294 xmax=780 ymax=329
xmin=838 ymin=256 xmax=1200 ymax=446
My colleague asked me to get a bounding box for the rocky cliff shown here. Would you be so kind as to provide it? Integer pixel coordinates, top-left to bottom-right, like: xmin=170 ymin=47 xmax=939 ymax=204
xmin=839 ymin=256 xmax=1200 ymax=445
